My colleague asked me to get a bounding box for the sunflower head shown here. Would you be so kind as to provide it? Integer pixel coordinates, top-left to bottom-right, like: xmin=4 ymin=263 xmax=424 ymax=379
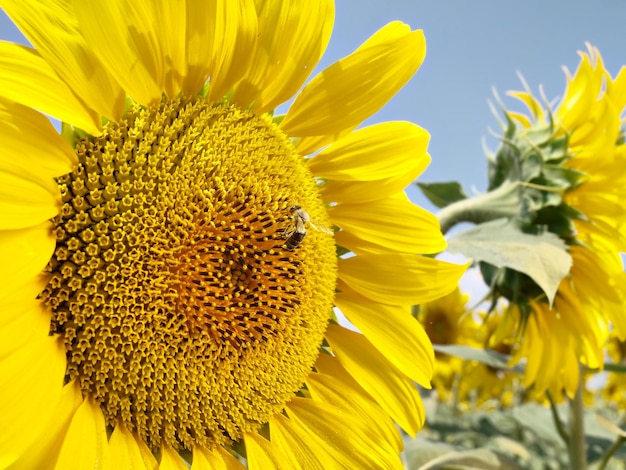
xmin=601 ymin=335 xmax=626 ymax=408
xmin=480 ymin=92 xmax=588 ymax=322
xmin=426 ymin=44 xmax=626 ymax=398
xmin=417 ymin=289 xmax=478 ymax=401
xmin=481 ymin=45 xmax=626 ymax=333
xmin=39 ymin=96 xmax=337 ymax=450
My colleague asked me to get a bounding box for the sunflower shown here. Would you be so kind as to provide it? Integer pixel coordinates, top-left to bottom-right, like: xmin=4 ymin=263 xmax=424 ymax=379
xmin=602 ymin=335 xmax=626 ymax=409
xmin=454 ymin=308 xmax=520 ymax=410
xmin=418 ymin=290 xmax=520 ymax=409
xmin=490 ymin=44 xmax=626 ymax=397
xmin=416 ymin=288 xmax=478 ymax=403
xmin=0 ymin=1 xmax=466 ymax=468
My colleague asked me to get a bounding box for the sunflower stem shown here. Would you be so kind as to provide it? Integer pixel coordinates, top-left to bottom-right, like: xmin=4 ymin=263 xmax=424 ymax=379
xmin=437 ymin=180 xmax=520 ymax=235
xmin=546 ymin=391 xmax=569 ymax=446
xmin=597 ymin=436 xmax=626 ymax=470
xmin=567 ymin=369 xmax=587 ymax=470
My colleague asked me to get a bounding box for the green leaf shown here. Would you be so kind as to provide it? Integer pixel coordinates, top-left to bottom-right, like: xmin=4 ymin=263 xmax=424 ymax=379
xmin=594 ymin=414 xmax=626 ymax=439
xmin=511 ymin=404 xmax=565 ymax=444
xmin=402 ymin=438 xmax=457 ymax=469
xmin=432 ymin=344 xmax=523 ymax=372
xmin=604 ymin=362 xmax=626 ymax=373
xmin=446 ymin=218 xmax=572 ymax=305
xmin=406 ymin=446 xmax=525 ymax=470
xmin=416 ymin=182 xmax=468 ymax=208
xmin=489 ymin=437 xmax=531 ymax=460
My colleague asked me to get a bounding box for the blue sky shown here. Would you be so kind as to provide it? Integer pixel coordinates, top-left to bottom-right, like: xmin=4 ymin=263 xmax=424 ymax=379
xmin=330 ymin=1 xmax=626 ymax=210
xmin=2 ymin=2 xmax=625 ymax=297
xmin=3 ymin=1 xmax=625 ymax=210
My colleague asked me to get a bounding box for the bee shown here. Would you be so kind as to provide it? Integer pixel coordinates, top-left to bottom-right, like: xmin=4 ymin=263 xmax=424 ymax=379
xmin=283 ymin=205 xmax=333 ymax=250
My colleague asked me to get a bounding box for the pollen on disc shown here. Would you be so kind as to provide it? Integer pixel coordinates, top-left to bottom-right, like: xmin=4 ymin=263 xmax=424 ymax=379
xmin=40 ymin=96 xmax=337 ymax=451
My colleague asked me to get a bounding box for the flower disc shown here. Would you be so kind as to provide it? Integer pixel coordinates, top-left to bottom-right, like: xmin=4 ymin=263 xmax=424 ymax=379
xmin=40 ymin=96 xmax=337 ymax=451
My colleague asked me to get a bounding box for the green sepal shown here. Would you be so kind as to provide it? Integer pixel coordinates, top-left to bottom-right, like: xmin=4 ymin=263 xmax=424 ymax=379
xmin=522 ymin=121 xmax=556 ymax=147
xmin=197 ymin=82 xmax=210 ymax=98
xmin=272 ymin=114 xmax=285 ymax=126
xmin=604 ymin=362 xmax=626 ymax=374
xmin=415 ymin=181 xmax=468 ymax=208
xmin=543 ymin=134 xmax=570 ymax=162
xmin=542 ymin=164 xmax=587 ymax=190
xmin=519 ymin=149 xmax=543 ymax=182
xmin=533 ymin=205 xmax=578 ymax=239
xmin=519 ymin=182 xmax=563 ymax=219
xmin=487 ymin=141 xmax=518 ymax=190
xmin=61 ymin=122 xmax=90 ymax=147
xmin=432 ymin=344 xmax=523 ymax=372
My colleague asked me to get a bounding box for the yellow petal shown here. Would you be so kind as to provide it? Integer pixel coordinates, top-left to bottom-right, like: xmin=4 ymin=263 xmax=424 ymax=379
xmin=0 ymin=223 xmax=55 ymax=293
xmin=295 ymin=127 xmax=352 ymax=156
xmin=159 ymin=445 xmax=190 ymax=470
xmin=0 ymin=98 xmax=76 ymax=176
xmin=244 ymin=432 xmax=293 ymax=470
xmin=0 ymin=42 xmax=100 ymax=134
xmin=285 ymin=396 xmax=404 ymax=469
xmin=0 ymin=99 xmax=73 ymax=229
xmin=567 ymin=94 xmax=619 ymax=152
xmin=335 ymin=289 xmax=433 ymax=386
xmin=507 ymin=111 xmax=532 ymax=128
xmin=268 ymin=414 xmax=327 ymax=470
xmin=0 ymin=166 xmax=60 ymax=230
xmin=329 ymin=193 xmax=446 ymax=255
xmin=561 ymin=348 xmax=582 ymax=398
xmin=55 ymin=397 xmax=110 ymax=470
xmin=308 ymin=122 xmax=429 ymax=181
xmin=108 ymin=424 xmax=158 ymax=470
xmin=607 ymin=65 xmax=626 ymax=112
xmin=191 ymin=446 xmax=245 ymax=470
xmin=281 ymin=22 xmax=425 ymax=136
xmin=557 ymin=51 xmax=604 ymax=132
xmin=324 ymin=324 xmax=424 ymax=435
xmin=506 ymin=90 xmax=545 ymax=121
xmin=72 ymin=0 xmax=165 ymax=106
xmin=555 ymin=284 xmax=604 ymax=369
xmin=534 ymin=334 xmax=568 ymax=395
xmin=338 ymin=253 xmax=467 ymax=305
xmin=306 ymin=362 xmax=402 ymax=452
xmin=234 ymin=0 xmax=334 ymax=113
xmin=320 ymin=170 xmax=425 ymax=204
xmin=0 ymin=269 xmax=47 ymax=307
xmin=6 ymin=380 xmax=83 ymax=469
xmin=185 ymin=0 xmax=258 ymax=98
xmin=569 ymin=245 xmax=622 ymax=304
xmin=0 ymin=301 xmax=65 ymax=469
xmin=153 ymin=0 xmax=187 ymax=97
xmin=0 ymin=283 xmax=49 ymax=355
xmin=2 ymin=0 xmax=126 ymax=121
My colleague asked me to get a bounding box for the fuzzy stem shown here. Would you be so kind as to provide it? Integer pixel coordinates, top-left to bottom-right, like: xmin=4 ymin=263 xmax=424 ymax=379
xmin=597 ymin=436 xmax=626 ymax=470
xmin=567 ymin=370 xmax=587 ymax=470
xmin=437 ymin=180 xmax=520 ymax=235
xmin=546 ymin=391 xmax=569 ymax=446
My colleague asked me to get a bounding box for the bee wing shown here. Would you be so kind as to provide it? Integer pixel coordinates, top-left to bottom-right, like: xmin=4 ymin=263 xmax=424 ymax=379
xmin=309 ymin=219 xmax=334 ymax=235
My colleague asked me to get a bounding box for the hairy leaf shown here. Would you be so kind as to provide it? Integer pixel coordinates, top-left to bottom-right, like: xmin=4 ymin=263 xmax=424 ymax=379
xmin=446 ymin=218 xmax=571 ymax=304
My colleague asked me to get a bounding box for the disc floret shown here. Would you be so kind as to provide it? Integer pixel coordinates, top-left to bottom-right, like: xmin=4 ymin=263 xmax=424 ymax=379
xmin=41 ymin=96 xmax=337 ymax=450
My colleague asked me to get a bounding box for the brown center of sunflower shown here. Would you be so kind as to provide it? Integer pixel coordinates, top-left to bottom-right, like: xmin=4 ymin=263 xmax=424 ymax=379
xmin=40 ymin=97 xmax=337 ymax=451
xmin=422 ymin=310 xmax=456 ymax=346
